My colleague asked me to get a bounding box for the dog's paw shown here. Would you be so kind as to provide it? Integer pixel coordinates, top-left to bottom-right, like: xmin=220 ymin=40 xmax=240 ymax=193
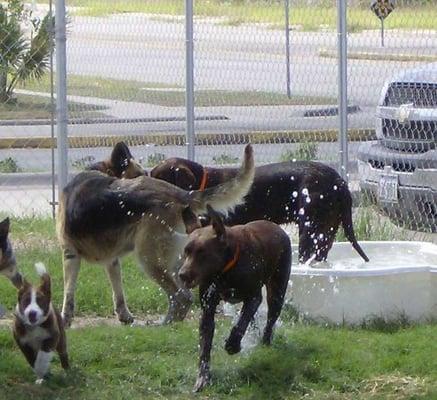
xmin=117 ymin=309 xmax=134 ymax=325
xmin=35 ymin=378 xmax=44 ymax=385
xmin=61 ymin=313 xmax=73 ymax=329
xmin=193 ymin=373 xmax=211 ymax=392
xmin=225 ymin=336 xmax=242 ymax=355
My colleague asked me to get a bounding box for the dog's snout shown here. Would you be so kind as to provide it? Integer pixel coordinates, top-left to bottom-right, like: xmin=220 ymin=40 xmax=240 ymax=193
xmin=28 ymin=310 xmax=37 ymax=323
xmin=179 ymin=270 xmax=191 ymax=283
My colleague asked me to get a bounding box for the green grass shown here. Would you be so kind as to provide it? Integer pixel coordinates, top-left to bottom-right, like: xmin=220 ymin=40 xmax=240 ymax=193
xmin=0 ymin=322 xmax=436 ymax=399
xmin=23 ymin=75 xmax=336 ymax=107
xmin=0 ymin=248 xmax=168 ymax=318
xmin=0 ymin=216 xmax=436 ymax=398
xmin=336 ymin=205 xmax=408 ymax=242
xmin=0 ymin=93 xmax=108 ymax=120
xmin=37 ymin=0 xmax=437 ymax=31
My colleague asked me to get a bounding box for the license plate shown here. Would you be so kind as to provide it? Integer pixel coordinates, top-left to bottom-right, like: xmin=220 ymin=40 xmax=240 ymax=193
xmin=378 ymin=174 xmax=399 ymax=203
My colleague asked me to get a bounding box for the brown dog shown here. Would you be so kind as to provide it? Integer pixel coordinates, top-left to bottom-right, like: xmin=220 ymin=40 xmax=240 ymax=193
xmin=57 ymin=144 xmax=255 ymax=327
xmin=179 ymin=205 xmax=291 ymax=391
xmin=13 ymin=263 xmax=69 ymax=384
xmin=151 ymin=158 xmax=369 ymax=263
xmin=0 ymin=217 xmax=23 ymax=288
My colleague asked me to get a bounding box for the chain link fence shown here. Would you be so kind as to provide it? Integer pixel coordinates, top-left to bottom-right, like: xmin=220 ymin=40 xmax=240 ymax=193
xmin=0 ymin=0 xmax=435 ymax=238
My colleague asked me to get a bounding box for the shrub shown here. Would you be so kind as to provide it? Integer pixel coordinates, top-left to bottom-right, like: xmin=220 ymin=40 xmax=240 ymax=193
xmin=144 ymin=153 xmax=166 ymax=168
xmin=212 ymin=153 xmax=239 ymax=165
xmin=0 ymin=157 xmax=21 ymax=172
xmin=280 ymin=141 xmax=318 ymax=162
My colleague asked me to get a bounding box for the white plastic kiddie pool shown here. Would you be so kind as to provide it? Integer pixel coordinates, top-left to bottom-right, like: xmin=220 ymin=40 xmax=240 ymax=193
xmin=288 ymin=241 xmax=437 ymax=324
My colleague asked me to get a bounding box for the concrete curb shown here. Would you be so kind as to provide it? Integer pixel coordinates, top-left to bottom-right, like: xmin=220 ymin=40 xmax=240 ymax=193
xmin=0 ymin=161 xmax=360 ymax=187
xmin=319 ymin=48 xmax=437 ymax=62
xmin=0 ymin=115 xmax=229 ymax=127
xmin=0 ymin=129 xmax=376 ymax=149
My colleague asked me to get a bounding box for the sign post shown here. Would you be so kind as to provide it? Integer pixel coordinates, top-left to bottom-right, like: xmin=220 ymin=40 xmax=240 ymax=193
xmin=370 ymin=0 xmax=395 ymax=47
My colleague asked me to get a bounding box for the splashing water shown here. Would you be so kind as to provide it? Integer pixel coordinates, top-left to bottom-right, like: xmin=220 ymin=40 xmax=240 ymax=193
xmin=223 ymin=289 xmax=277 ymax=353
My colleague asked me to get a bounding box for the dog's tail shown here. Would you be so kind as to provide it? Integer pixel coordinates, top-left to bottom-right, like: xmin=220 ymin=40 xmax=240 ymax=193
xmin=188 ymin=144 xmax=255 ymax=215
xmin=340 ymin=185 xmax=369 ymax=262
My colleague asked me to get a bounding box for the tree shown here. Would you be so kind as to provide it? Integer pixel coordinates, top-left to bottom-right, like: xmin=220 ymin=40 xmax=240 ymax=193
xmin=0 ymin=0 xmax=54 ymax=103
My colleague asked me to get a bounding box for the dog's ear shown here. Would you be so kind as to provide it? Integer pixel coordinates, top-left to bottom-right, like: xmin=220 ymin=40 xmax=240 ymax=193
xmin=17 ymin=278 xmax=31 ymax=294
xmin=175 ymin=165 xmax=197 ymax=190
xmin=39 ymin=273 xmax=51 ymax=299
xmin=207 ymin=205 xmax=226 ymax=242
xmin=0 ymin=217 xmax=10 ymax=240
xmin=182 ymin=206 xmax=201 ymax=234
xmin=110 ymin=142 xmax=134 ymax=177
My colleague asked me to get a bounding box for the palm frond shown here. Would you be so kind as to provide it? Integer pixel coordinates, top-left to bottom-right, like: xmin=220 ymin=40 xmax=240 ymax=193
xmin=17 ymin=14 xmax=54 ymax=81
xmin=0 ymin=5 xmax=27 ymax=68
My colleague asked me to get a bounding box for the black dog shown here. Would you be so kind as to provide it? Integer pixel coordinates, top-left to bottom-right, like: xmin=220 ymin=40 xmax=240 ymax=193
xmin=0 ymin=217 xmax=23 ymax=288
xmin=179 ymin=205 xmax=291 ymax=391
xmin=151 ymin=158 xmax=369 ymax=263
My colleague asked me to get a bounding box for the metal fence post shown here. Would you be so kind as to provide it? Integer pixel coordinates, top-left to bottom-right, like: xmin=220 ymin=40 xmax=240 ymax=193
xmin=337 ymin=0 xmax=348 ymax=180
xmin=284 ymin=0 xmax=291 ymax=99
xmin=185 ymin=0 xmax=195 ymax=161
xmin=55 ymin=0 xmax=69 ymax=198
xmin=49 ymin=0 xmax=56 ymax=219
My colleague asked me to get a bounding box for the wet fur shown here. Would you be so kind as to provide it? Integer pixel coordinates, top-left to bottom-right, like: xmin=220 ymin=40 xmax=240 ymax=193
xmin=179 ymin=206 xmax=291 ymax=391
xmin=57 ymin=143 xmax=255 ymax=326
xmin=151 ymin=158 xmax=369 ymax=263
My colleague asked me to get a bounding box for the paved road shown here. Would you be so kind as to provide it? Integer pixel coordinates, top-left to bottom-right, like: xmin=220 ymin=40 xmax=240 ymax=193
xmin=2 ymin=89 xmax=376 ymax=137
xmin=2 ymin=11 xmax=435 ymax=140
xmin=68 ymin=14 xmax=436 ymax=105
xmin=1 ymin=11 xmax=431 ymax=139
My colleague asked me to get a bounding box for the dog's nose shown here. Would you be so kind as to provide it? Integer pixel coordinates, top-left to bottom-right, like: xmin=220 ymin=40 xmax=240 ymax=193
xmin=28 ymin=310 xmax=38 ymax=323
xmin=178 ymin=270 xmax=191 ymax=284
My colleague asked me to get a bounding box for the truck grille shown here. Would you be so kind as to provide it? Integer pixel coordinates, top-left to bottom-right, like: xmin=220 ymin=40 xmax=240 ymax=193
xmin=381 ymin=119 xmax=436 ymax=152
xmin=383 ymin=82 xmax=437 ymax=108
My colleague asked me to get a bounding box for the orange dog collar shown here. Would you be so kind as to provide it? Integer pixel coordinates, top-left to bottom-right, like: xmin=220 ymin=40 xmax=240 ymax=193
xmin=199 ymin=168 xmax=208 ymax=191
xmin=222 ymin=243 xmax=240 ymax=273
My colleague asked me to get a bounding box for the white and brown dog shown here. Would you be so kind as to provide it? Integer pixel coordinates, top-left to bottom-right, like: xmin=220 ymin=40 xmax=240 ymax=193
xmin=13 ymin=263 xmax=69 ymax=384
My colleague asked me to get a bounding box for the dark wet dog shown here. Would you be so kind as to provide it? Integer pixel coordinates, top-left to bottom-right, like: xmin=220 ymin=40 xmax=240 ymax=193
xmin=151 ymin=158 xmax=369 ymax=263
xmin=0 ymin=217 xmax=23 ymax=288
xmin=179 ymin=205 xmax=291 ymax=391
xmin=57 ymin=144 xmax=255 ymax=327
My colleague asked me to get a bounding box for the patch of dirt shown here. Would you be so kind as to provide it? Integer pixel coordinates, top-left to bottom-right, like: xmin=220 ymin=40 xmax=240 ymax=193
xmin=11 ymin=236 xmax=58 ymax=252
xmin=300 ymin=374 xmax=430 ymax=399
xmin=360 ymin=374 xmax=430 ymax=399
xmin=0 ymin=315 xmax=164 ymax=330
xmin=0 ymin=310 xmax=206 ymax=330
